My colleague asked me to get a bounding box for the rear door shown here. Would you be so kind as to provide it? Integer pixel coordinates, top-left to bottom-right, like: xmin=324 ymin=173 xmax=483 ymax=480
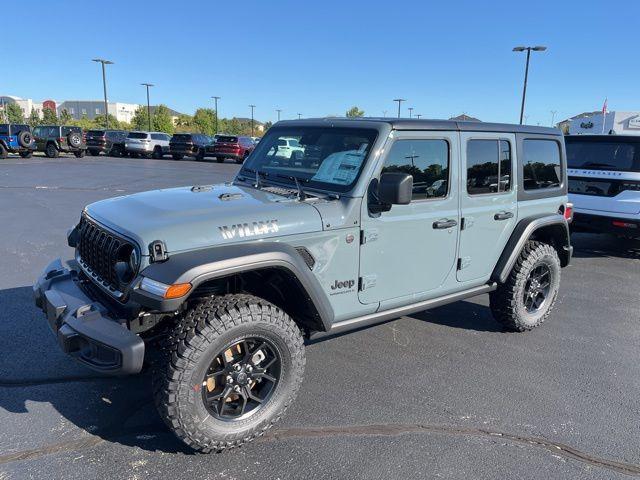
xmin=457 ymin=132 xmax=517 ymax=282
xmin=358 ymin=130 xmax=459 ymax=304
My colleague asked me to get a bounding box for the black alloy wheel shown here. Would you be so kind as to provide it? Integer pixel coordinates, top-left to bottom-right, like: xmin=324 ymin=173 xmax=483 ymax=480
xmin=522 ymin=264 xmax=551 ymax=313
xmin=202 ymin=337 xmax=281 ymax=421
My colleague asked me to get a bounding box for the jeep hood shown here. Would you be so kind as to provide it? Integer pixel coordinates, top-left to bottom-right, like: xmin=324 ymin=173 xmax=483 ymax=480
xmin=84 ymin=184 xmax=323 ymax=255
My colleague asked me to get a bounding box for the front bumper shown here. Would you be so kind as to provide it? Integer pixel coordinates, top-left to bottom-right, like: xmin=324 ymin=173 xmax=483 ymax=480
xmin=572 ymin=212 xmax=640 ymax=237
xmin=33 ymin=259 xmax=145 ymax=375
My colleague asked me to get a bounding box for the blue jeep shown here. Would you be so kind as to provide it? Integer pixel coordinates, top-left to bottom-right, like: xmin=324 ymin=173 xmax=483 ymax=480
xmin=0 ymin=123 xmax=35 ymax=158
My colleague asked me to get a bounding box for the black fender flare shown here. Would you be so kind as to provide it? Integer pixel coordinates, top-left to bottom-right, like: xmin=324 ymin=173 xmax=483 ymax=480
xmin=491 ymin=214 xmax=572 ymax=284
xmin=131 ymin=242 xmax=334 ymax=331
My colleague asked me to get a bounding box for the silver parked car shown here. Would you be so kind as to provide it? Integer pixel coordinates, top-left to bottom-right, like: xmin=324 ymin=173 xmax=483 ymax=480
xmin=125 ymin=131 xmax=172 ymax=159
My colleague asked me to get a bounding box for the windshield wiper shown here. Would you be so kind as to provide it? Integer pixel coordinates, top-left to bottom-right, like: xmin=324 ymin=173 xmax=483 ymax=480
xmin=274 ymin=174 xmax=309 ymax=201
xmin=238 ymin=167 xmax=268 ymax=189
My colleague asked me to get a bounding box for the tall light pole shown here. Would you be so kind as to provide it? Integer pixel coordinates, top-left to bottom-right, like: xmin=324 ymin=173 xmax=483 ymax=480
xmin=297 ymin=113 xmax=302 ymax=119
xmin=513 ymin=46 xmax=547 ymax=125
xmin=141 ymin=83 xmax=153 ymax=131
xmin=415 ymin=114 xmax=422 ymax=119
xmin=212 ymin=96 xmax=221 ymax=134
xmin=249 ymin=105 xmax=256 ymax=136
xmin=393 ymin=98 xmax=406 ymax=118
xmin=382 ymin=110 xmax=387 ymax=117
xmin=550 ymin=110 xmax=557 ymax=127
xmin=276 ymin=109 xmax=282 ymax=122
xmin=92 ymin=58 xmax=113 ymax=129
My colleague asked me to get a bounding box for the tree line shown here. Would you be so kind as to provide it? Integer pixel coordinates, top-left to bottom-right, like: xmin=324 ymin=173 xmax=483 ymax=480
xmin=3 ymin=102 xmax=368 ymax=134
xmin=2 ymin=103 xmax=273 ymax=137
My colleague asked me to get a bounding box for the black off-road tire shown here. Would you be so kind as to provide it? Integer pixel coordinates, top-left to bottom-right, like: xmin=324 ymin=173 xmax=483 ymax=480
xmin=172 ymin=153 xmax=184 ymax=160
xmin=88 ymin=149 xmax=99 ymax=156
xmin=45 ymin=143 xmax=59 ymax=158
xmin=74 ymin=150 xmax=85 ymax=158
xmin=0 ymin=144 xmax=8 ymax=159
xmin=19 ymin=151 xmax=33 ymax=158
xmin=216 ymin=156 xmax=224 ymax=163
xmin=152 ymin=146 xmax=163 ymax=159
xmin=152 ymin=294 xmax=305 ymax=452
xmin=490 ymin=240 xmax=561 ymax=332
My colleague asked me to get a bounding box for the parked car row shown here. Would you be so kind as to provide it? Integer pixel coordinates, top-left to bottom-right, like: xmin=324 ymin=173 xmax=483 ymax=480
xmin=0 ymin=123 xmax=258 ymax=163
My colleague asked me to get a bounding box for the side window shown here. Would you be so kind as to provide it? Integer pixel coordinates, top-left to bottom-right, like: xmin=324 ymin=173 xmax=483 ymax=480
xmin=381 ymin=139 xmax=449 ymax=200
xmin=467 ymin=139 xmax=512 ymax=195
xmin=31 ymin=127 xmax=40 ymax=136
xmin=522 ymin=140 xmax=562 ymax=190
xmin=150 ymin=133 xmax=160 ymax=140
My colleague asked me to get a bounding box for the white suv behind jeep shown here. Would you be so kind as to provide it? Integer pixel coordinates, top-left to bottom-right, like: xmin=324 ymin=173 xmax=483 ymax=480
xmin=125 ymin=131 xmax=172 ymax=159
xmin=566 ymin=134 xmax=640 ymax=238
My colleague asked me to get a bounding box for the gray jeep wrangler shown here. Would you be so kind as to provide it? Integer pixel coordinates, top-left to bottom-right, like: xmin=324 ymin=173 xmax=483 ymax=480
xmin=34 ymin=118 xmax=572 ymax=451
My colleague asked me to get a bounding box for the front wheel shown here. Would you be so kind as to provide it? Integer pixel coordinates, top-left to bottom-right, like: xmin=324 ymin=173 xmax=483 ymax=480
xmin=19 ymin=151 xmax=33 ymax=158
xmin=0 ymin=144 xmax=8 ymax=159
xmin=74 ymin=150 xmax=85 ymax=158
xmin=172 ymin=154 xmax=184 ymax=160
xmin=152 ymin=294 xmax=305 ymax=452
xmin=45 ymin=143 xmax=59 ymax=158
xmin=490 ymin=240 xmax=561 ymax=332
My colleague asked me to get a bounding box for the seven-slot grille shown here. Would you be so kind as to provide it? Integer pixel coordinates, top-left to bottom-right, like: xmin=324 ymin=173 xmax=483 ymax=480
xmin=77 ymin=214 xmax=135 ymax=293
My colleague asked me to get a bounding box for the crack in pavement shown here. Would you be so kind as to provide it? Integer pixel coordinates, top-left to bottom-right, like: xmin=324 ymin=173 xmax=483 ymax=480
xmin=0 ymin=421 xmax=638 ymax=477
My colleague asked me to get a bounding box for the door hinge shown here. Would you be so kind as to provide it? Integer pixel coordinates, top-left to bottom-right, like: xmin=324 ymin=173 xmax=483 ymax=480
xmin=457 ymin=257 xmax=471 ymax=270
xmin=361 ymin=229 xmax=378 ymax=244
xmin=359 ymin=275 xmax=377 ymax=291
xmin=460 ymin=217 xmax=465 ymax=230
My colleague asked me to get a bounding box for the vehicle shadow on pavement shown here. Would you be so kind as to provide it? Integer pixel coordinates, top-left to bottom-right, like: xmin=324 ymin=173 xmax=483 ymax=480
xmin=411 ymin=300 xmax=506 ymax=333
xmin=0 ymin=286 xmax=192 ymax=455
xmin=571 ymin=233 xmax=640 ymax=259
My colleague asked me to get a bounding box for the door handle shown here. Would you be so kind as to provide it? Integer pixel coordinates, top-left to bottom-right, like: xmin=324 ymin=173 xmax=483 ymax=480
xmin=494 ymin=211 xmax=514 ymax=221
xmin=433 ymin=219 xmax=458 ymax=229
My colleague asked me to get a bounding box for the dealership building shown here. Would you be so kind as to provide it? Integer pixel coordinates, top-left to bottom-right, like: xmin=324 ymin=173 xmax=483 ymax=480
xmin=566 ymin=111 xmax=640 ymax=135
xmin=56 ymin=100 xmax=141 ymax=123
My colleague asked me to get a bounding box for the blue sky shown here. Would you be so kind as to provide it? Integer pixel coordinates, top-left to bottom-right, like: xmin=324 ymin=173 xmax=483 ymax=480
xmin=5 ymin=0 xmax=639 ymax=125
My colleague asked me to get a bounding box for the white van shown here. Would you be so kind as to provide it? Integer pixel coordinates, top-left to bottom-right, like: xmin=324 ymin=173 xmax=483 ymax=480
xmin=566 ymin=134 xmax=640 ymax=237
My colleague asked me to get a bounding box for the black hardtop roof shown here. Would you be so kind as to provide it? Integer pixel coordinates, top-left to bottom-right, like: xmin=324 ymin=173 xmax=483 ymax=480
xmin=274 ymin=117 xmax=561 ymax=136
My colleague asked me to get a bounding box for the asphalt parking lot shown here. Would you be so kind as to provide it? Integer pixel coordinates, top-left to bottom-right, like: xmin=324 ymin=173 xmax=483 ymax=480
xmin=1 ymin=154 xmax=639 ymax=479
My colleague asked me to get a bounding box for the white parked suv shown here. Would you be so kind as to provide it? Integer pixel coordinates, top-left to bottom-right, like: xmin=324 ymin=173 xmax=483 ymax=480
xmin=125 ymin=131 xmax=172 ymax=159
xmin=276 ymin=137 xmax=305 ymax=159
xmin=566 ymin=134 xmax=640 ymax=238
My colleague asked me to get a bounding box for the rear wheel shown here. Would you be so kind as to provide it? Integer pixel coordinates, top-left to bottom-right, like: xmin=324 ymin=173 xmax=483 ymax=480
xmin=45 ymin=143 xmax=59 ymax=158
xmin=490 ymin=240 xmax=561 ymax=331
xmin=172 ymin=154 xmax=184 ymax=160
xmin=74 ymin=150 xmax=86 ymax=158
xmin=216 ymin=156 xmax=224 ymax=163
xmin=88 ymin=149 xmax=99 ymax=156
xmin=196 ymin=148 xmax=205 ymax=161
xmin=0 ymin=144 xmax=8 ymax=159
xmin=236 ymin=152 xmax=248 ymax=164
xmin=152 ymin=294 xmax=305 ymax=452
xmin=152 ymin=146 xmax=163 ymax=159
xmin=19 ymin=151 xmax=33 ymax=158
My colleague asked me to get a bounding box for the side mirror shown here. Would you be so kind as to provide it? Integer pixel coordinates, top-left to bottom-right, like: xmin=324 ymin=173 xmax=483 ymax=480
xmin=379 ymin=172 xmax=413 ymax=206
xmin=370 ymin=173 xmax=413 ymax=213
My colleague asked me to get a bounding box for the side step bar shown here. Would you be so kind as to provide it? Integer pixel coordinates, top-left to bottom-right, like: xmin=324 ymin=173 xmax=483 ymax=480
xmin=311 ymin=283 xmax=497 ymax=340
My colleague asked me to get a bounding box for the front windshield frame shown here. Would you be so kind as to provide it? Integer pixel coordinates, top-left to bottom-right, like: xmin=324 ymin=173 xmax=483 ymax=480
xmin=237 ymin=126 xmax=379 ymax=194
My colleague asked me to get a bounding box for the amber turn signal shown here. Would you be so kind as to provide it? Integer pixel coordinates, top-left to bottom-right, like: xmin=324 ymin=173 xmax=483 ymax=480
xmin=164 ymin=283 xmax=192 ymax=299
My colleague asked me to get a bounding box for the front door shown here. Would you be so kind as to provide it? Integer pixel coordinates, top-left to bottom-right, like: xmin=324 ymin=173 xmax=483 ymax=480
xmin=457 ymin=132 xmax=518 ymax=282
xmin=359 ymin=131 xmax=459 ymax=304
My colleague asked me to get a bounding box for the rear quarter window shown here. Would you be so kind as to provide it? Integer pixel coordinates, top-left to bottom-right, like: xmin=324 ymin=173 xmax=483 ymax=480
xmin=522 ymin=139 xmax=562 ymax=190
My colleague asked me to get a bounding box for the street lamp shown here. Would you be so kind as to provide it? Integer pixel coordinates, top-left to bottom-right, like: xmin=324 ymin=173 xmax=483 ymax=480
xmin=513 ymin=46 xmax=547 ymax=125
xmin=212 ymin=96 xmax=221 ymax=134
xmin=393 ymin=98 xmax=406 ymax=118
xmin=297 ymin=113 xmax=302 ymax=119
xmin=415 ymin=114 xmax=422 ymax=119
xmin=550 ymin=110 xmax=557 ymax=127
xmin=408 ymin=107 xmax=414 ymax=118
xmin=141 ymin=83 xmax=154 ymax=131
xmin=249 ymin=105 xmax=256 ymax=136
xmin=276 ymin=109 xmax=282 ymax=122
xmin=92 ymin=58 xmax=113 ymax=129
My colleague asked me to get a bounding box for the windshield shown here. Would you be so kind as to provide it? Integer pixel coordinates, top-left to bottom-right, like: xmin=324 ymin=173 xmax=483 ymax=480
xmin=239 ymin=127 xmax=378 ymax=192
xmin=86 ymin=130 xmax=105 ymax=137
xmin=566 ymin=136 xmax=640 ymax=172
